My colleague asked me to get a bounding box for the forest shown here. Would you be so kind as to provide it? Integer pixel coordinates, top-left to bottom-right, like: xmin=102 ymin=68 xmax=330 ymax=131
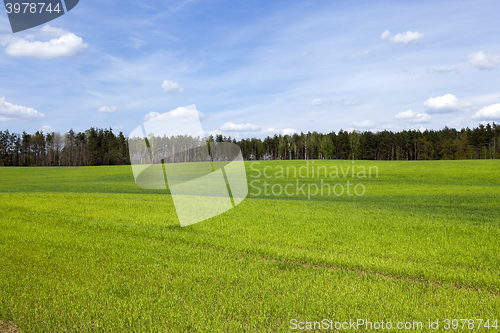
xmin=0 ymin=122 xmax=499 ymax=166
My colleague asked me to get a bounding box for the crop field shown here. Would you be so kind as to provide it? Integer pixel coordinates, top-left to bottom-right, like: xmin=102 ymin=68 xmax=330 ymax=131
xmin=1 ymin=160 xmax=500 ymax=332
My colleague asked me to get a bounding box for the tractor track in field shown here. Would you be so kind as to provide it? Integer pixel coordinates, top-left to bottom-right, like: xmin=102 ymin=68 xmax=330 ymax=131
xmin=170 ymin=233 xmax=500 ymax=298
xmin=263 ymin=255 xmax=500 ymax=298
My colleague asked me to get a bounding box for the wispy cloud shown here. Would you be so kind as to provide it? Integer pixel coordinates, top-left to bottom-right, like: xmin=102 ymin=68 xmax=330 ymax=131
xmin=220 ymin=122 xmax=261 ymax=131
xmin=426 ymin=68 xmax=461 ymax=74
xmin=98 ymin=106 xmax=118 ymax=113
xmin=298 ymin=50 xmax=314 ymax=59
xmin=349 ymin=49 xmax=371 ymax=60
xmin=338 ymin=99 xmax=359 ymax=106
xmin=427 ymin=51 xmax=500 ymax=74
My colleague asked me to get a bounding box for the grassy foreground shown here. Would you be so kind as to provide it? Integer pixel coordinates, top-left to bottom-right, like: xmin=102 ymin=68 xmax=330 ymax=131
xmin=0 ymin=160 xmax=499 ymax=332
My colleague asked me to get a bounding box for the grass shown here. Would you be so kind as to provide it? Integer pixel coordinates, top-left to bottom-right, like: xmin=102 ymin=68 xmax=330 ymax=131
xmin=0 ymin=160 xmax=499 ymax=332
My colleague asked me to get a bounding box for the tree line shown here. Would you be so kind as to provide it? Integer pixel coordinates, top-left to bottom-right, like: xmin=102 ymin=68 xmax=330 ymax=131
xmin=0 ymin=128 xmax=129 ymax=166
xmin=0 ymin=122 xmax=499 ymax=166
xmin=215 ymin=123 xmax=500 ymax=161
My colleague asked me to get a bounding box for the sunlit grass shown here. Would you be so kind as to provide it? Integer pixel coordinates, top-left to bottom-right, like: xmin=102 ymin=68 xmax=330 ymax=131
xmin=0 ymin=160 xmax=499 ymax=332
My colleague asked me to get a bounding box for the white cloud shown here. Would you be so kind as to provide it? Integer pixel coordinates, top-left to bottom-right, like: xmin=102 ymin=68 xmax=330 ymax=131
xmin=467 ymin=51 xmax=500 ymax=70
xmin=381 ymin=30 xmax=424 ymax=44
xmin=161 ymin=80 xmax=184 ymax=93
xmin=5 ymin=29 xmax=88 ymax=59
xmin=220 ymin=122 xmax=261 ymax=131
xmin=352 ymin=120 xmax=374 ymax=128
xmin=423 ymin=94 xmax=472 ymax=113
xmin=413 ymin=113 xmax=431 ymax=122
xmin=395 ymin=110 xmax=416 ymax=119
xmin=395 ymin=110 xmax=430 ymax=123
xmin=98 ymin=106 xmax=118 ymax=113
xmin=144 ymin=112 xmax=161 ymax=121
xmin=143 ymin=107 xmax=205 ymax=122
xmin=143 ymin=112 xmax=161 ymax=121
xmin=0 ymin=97 xmax=44 ymax=121
xmin=265 ymin=128 xmax=298 ymax=136
xmin=311 ymin=98 xmax=323 ymax=106
xmin=40 ymin=125 xmax=55 ymax=133
xmin=282 ymin=128 xmax=298 ymax=135
xmin=427 ymin=52 xmax=500 ymax=74
xmin=472 ymin=103 xmax=500 ymax=120
xmin=204 ymin=129 xmax=222 ymax=137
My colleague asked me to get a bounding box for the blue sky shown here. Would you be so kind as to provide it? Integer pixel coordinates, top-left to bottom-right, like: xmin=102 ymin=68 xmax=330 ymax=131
xmin=1 ymin=0 xmax=500 ymax=138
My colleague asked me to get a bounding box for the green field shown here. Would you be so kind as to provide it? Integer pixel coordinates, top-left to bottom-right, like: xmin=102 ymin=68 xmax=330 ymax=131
xmin=1 ymin=160 xmax=500 ymax=332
